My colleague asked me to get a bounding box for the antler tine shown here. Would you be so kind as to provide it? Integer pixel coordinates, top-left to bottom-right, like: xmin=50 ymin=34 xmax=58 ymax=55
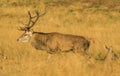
xmin=27 ymin=11 xmax=32 ymax=28
xmin=18 ymin=25 xmax=30 ymax=31
xmin=28 ymin=10 xmax=40 ymax=29
xmin=31 ymin=10 xmax=39 ymax=18
xmin=17 ymin=21 xmax=28 ymax=31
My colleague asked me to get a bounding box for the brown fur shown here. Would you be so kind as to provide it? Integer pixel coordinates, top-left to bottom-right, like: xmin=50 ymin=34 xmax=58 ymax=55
xmin=30 ymin=32 xmax=90 ymax=54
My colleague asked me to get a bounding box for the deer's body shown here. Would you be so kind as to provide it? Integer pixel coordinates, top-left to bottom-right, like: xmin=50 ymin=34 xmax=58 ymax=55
xmin=30 ymin=32 xmax=90 ymax=54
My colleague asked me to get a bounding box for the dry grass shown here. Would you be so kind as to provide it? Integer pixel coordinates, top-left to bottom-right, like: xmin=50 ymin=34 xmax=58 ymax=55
xmin=0 ymin=1 xmax=120 ymax=76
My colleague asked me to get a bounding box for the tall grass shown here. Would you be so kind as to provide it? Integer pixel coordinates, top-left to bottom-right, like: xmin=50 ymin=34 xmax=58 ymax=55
xmin=0 ymin=1 xmax=120 ymax=76
xmin=0 ymin=0 xmax=120 ymax=7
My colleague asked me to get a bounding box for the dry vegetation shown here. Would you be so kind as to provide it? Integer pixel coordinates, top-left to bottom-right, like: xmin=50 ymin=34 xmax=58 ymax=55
xmin=0 ymin=0 xmax=120 ymax=76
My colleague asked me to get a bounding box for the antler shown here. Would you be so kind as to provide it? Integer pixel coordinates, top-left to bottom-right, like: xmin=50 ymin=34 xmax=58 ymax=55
xmin=18 ymin=10 xmax=40 ymax=31
xmin=18 ymin=4 xmax=48 ymax=31
xmin=27 ymin=11 xmax=39 ymax=29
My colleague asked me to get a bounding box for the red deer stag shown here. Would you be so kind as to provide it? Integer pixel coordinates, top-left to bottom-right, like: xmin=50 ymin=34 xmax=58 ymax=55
xmin=17 ymin=11 xmax=90 ymax=54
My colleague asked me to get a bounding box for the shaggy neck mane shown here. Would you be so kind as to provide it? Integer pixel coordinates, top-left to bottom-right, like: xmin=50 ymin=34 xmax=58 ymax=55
xmin=33 ymin=32 xmax=46 ymax=34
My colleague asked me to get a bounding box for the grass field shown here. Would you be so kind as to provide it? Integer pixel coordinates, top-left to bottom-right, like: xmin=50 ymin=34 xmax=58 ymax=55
xmin=0 ymin=0 xmax=120 ymax=76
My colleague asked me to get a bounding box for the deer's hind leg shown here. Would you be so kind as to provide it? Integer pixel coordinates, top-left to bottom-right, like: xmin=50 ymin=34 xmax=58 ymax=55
xmin=73 ymin=44 xmax=91 ymax=59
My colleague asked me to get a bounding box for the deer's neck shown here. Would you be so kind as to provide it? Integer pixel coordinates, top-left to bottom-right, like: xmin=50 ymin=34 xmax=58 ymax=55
xmin=30 ymin=32 xmax=48 ymax=43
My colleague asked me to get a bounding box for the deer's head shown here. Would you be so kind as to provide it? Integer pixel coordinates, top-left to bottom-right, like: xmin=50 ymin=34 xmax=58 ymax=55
xmin=17 ymin=11 xmax=40 ymax=42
